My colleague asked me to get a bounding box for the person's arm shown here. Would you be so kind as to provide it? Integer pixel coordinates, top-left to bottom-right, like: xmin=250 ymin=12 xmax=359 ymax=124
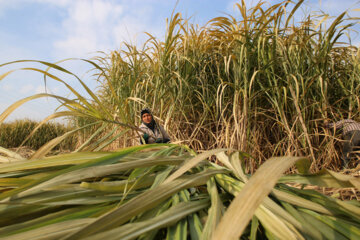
xmin=138 ymin=126 xmax=151 ymax=144
xmin=328 ymin=119 xmax=356 ymax=130
xmin=140 ymin=133 xmax=149 ymax=144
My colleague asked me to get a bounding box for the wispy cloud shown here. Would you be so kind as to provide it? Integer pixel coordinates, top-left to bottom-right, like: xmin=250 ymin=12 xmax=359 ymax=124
xmin=53 ymin=0 xmax=123 ymax=57
xmin=51 ymin=0 xmax=165 ymax=59
xmin=35 ymin=85 xmax=46 ymax=94
xmin=1 ymin=83 xmax=13 ymax=91
xmin=19 ymin=84 xmax=34 ymax=94
xmin=0 ymin=1 xmax=22 ymax=17
xmin=33 ymin=0 xmax=71 ymax=7
xmin=35 ymin=84 xmax=60 ymax=94
xmin=0 ymin=0 xmax=166 ymax=61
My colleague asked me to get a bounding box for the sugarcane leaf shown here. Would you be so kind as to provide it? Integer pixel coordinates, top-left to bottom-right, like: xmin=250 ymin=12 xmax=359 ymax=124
xmin=299 ymin=209 xmax=348 ymax=240
xmin=188 ymin=212 xmax=202 ymax=240
xmin=0 ymin=218 xmax=95 ymax=240
xmin=281 ymin=202 xmax=323 ymax=239
xmin=0 ymin=178 xmax=31 ymax=187
xmin=0 ymin=156 xmax=22 ymax=163
xmin=278 ymin=169 xmax=360 ymax=188
xmin=326 ymin=169 xmax=360 ymax=189
xmin=166 ymin=209 xmax=187 ymax=240
xmin=230 ymin=151 xmax=248 ymax=182
xmin=0 ymin=152 xmax=109 ymax=174
xmin=0 ymin=93 xmax=85 ymax=124
xmin=214 ymin=173 xmax=316 ymax=238
xmin=0 ymin=146 xmax=26 ymax=161
xmin=0 ymin=207 xmax=97 ymax=237
xmin=74 ymin=123 xmax=108 ymax=152
xmin=14 ymin=153 xmax=185 ymax=199
xmin=255 ymin=204 xmax=304 ymax=240
xmin=279 ymin=185 xmax=360 ymax=219
xmin=80 ymin=174 xmax=156 ymax=192
xmin=82 ymin=199 xmax=210 ymax=240
xmin=202 ymin=177 xmax=224 ymax=239
xmin=93 ymin=128 xmax=130 ymax=152
xmin=163 ymin=149 xmax=226 ymax=184
xmin=212 ymin=156 xmax=308 ymax=240
xmin=271 ymin=188 xmax=332 ymax=215
xmin=249 ymin=216 xmax=259 ymax=240
xmin=301 ymin=209 xmax=360 ymax=239
xmin=151 ymin=166 xmax=175 ymax=188
xmin=64 ymin=169 xmax=226 ymax=240
xmin=0 ymin=145 xmax=157 ymax=201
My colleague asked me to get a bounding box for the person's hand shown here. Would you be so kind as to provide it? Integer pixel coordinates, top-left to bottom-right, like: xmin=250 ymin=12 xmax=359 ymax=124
xmin=155 ymin=138 xmax=163 ymax=143
xmin=143 ymin=133 xmax=149 ymax=141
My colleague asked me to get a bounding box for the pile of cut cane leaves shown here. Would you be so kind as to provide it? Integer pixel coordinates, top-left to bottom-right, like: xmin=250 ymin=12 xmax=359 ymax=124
xmin=0 ymin=144 xmax=359 ymax=240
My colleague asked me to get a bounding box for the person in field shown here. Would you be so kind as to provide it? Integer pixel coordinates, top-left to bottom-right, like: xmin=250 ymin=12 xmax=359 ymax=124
xmin=326 ymin=119 xmax=360 ymax=168
xmin=138 ymin=108 xmax=170 ymax=144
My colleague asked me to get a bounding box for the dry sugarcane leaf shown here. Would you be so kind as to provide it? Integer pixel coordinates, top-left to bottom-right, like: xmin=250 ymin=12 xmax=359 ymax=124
xmin=212 ymin=156 xmax=308 ymax=240
xmin=163 ymin=149 xmax=227 ymax=184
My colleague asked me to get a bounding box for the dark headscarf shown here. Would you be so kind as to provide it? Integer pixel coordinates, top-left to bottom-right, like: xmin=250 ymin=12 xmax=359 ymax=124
xmin=140 ymin=108 xmax=156 ymax=130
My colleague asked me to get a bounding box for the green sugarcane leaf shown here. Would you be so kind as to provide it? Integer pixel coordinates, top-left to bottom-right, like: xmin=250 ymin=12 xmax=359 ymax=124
xmin=281 ymin=202 xmax=323 ymax=239
xmin=301 ymin=209 xmax=360 ymax=239
xmin=0 ymin=146 xmax=26 ymax=161
xmin=0 ymin=218 xmax=95 ymax=240
xmin=0 ymin=145 xmax=158 ymax=201
xmin=64 ymin=169 xmax=226 ymax=240
xmin=188 ymin=212 xmax=202 ymax=240
xmin=0 ymin=205 xmax=113 ymax=238
xmin=163 ymin=149 xmax=227 ymax=184
xmin=83 ymin=199 xmax=210 ymax=240
xmin=80 ymin=174 xmax=156 ymax=192
xmin=278 ymin=169 xmax=360 ymax=188
xmin=202 ymin=177 xmax=224 ymax=240
xmin=212 ymin=156 xmax=308 ymax=240
xmin=299 ymin=209 xmax=348 ymax=240
xmin=249 ymin=216 xmax=259 ymax=240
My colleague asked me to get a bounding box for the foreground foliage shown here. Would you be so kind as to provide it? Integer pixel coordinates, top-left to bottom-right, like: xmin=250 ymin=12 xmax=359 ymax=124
xmin=0 ymin=145 xmax=358 ymax=239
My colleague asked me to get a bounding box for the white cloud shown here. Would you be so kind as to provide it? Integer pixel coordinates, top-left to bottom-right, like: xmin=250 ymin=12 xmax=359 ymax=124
xmin=1 ymin=83 xmax=13 ymax=91
xmin=0 ymin=34 xmax=38 ymax=63
xmin=53 ymin=0 xmax=126 ymax=58
xmin=19 ymin=84 xmax=34 ymax=94
xmin=0 ymin=0 xmax=69 ymax=16
xmin=33 ymin=0 xmax=71 ymax=7
xmin=0 ymin=0 xmax=168 ymax=61
xmin=51 ymin=0 xmax=165 ymax=59
xmin=0 ymin=1 xmax=22 ymax=16
xmin=35 ymin=84 xmax=46 ymax=94
xmin=52 ymin=86 xmax=61 ymax=94
xmin=35 ymin=84 xmax=61 ymax=94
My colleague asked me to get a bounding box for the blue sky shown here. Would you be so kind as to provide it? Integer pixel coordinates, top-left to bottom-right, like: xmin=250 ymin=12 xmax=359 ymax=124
xmin=0 ymin=0 xmax=359 ymax=122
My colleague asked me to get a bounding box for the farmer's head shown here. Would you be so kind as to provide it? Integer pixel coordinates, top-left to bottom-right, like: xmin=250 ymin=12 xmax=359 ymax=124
xmin=141 ymin=108 xmax=153 ymax=124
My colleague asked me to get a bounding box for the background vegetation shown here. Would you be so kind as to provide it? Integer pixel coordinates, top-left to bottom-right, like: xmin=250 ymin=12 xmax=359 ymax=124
xmin=0 ymin=119 xmax=76 ymax=151
xmin=93 ymin=0 xmax=360 ymax=171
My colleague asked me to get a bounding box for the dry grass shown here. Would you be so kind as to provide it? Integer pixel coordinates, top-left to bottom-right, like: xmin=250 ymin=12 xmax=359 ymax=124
xmin=0 ymin=0 xmax=359 ymax=171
